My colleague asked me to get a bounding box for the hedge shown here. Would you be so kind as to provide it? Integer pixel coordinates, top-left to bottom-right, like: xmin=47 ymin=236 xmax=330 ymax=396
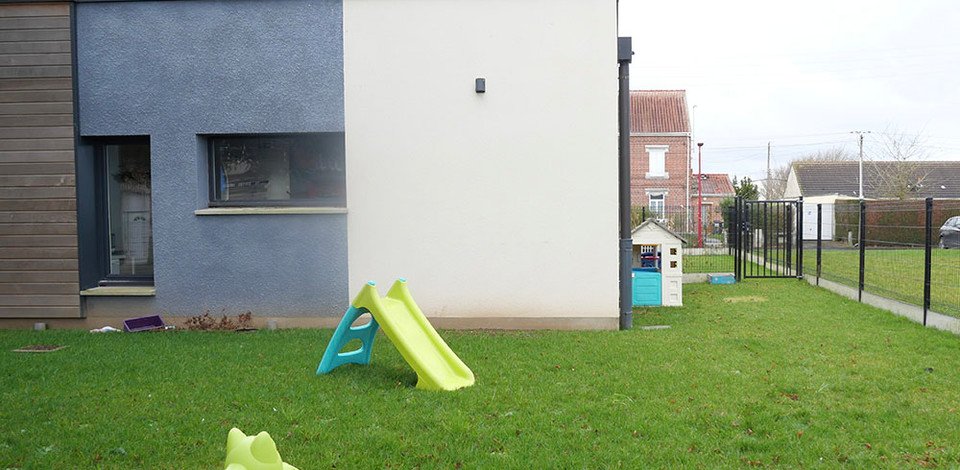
xmin=833 ymin=199 xmax=960 ymax=247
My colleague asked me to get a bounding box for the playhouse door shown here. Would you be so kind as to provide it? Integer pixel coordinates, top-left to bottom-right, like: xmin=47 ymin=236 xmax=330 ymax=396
xmin=631 ymin=270 xmax=662 ymax=306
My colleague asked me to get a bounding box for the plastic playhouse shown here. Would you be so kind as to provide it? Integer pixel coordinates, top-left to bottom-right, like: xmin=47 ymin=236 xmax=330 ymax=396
xmin=630 ymin=219 xmax=684 ymax=306
xmin=317 ymin=278 xmax=475 ymax=391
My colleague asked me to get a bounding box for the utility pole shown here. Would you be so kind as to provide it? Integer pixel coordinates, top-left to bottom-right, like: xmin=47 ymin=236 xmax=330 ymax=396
xmin=766 ymin=141 xmax=771 ymax=199
xmin=851 ymin=131 xmax=871 ymax=199
xmin=697 ymin=142 xmax=704 ymax=248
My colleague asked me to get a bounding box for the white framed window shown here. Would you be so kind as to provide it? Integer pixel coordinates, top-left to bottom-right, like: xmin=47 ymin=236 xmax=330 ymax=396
xmin=645 ymin=145 xmax=668 ymax=178
xmin=648 ymin=193 xmax=665 ymax=219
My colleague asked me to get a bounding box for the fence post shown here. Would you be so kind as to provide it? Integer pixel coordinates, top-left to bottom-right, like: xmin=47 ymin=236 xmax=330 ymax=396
xmin=816 ymin=203 xmax=822 ymax=286
xmin=734 ymin=197 xmax=741 ymax=281
xmin=797 ymin=196 xmax=804 ymax=279
xmin=924 ymin=197 xmax=933 ymax=326
xmin=641 ymin=206 xmax=646 ymax=223
xmin=785 ymin=204 xmax=793 ymax=274
xmin=858 ymin=200 xmax=866 ymax=302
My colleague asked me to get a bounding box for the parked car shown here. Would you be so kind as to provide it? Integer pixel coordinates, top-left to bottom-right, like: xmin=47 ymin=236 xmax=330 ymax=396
xmin=941 ymin=216 xmax=960 ymax=248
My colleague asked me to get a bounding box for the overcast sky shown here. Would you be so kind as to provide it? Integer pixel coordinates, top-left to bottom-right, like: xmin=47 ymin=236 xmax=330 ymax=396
xmin=618 ymin=0 xmax=960 ymax=186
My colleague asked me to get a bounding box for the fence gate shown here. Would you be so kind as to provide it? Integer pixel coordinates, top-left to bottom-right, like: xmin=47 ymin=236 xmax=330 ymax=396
xmin=734 ymin=198 xmax=803 ymax=279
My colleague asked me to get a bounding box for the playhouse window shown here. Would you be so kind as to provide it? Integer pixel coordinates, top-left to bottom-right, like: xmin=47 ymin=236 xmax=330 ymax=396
xmin=207 ymin=133 xmax=345 ymax=207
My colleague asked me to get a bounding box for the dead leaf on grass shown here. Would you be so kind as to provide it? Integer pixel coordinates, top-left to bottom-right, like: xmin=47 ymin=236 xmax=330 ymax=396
xmin=12 ymin=344 xmax=65 ymax=353
xmin=722 ymin=296 xmax=767 ymax=303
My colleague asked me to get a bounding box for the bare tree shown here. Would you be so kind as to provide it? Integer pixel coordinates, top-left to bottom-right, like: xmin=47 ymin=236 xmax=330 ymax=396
xmin=765 ymin=146 xmax=853 ymax=199
xmin=869 ymin=128 xmax=930 ymax=199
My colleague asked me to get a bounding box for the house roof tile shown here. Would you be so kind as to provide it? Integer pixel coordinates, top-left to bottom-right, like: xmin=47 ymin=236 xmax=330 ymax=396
xmin=692 ymin=173 xmax=734 ymax=195
xmin=630 ymin=90 xmax=690 ymax=134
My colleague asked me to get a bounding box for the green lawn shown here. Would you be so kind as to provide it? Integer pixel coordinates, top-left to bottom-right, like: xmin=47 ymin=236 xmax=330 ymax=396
xmin=813 ymin=248 xmax=960 ymax=317
xmin=4 ymin=280 xmax=960 ymax=467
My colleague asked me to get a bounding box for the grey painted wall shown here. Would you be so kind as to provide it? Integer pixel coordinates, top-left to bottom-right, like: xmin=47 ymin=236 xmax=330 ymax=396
xmin=76 ymin=0 xmax=347 ymax=316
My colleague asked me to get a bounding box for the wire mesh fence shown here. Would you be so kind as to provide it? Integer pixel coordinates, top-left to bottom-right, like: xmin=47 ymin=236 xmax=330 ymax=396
xmin=812 ymin=198 xmax=960 ymax=319
xmin=932 ymin=199 xmax=960 ymax=316
xmin=632 ymin=204 xmax=734 ymax=273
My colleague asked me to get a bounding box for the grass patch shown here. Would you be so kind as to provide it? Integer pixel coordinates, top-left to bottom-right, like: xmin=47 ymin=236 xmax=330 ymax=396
xmin=812 ymin=248 xmax=960 ymax=317
xmin=3 ymin=280 xmax=960 ymax=467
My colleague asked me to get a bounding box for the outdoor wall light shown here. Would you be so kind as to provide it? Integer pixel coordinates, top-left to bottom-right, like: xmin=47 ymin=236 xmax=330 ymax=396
xmin=475 ymin=78 xmax=485 ymax=93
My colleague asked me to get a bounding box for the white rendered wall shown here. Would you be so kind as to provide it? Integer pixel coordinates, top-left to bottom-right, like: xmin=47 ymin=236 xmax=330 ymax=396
xmin=343 ymin=0 xmax=618 ymax=321
xmin=802 ymin=199 xmax=836 ymax=240
xmin=783 ymin=168 xmax=802 ymax=199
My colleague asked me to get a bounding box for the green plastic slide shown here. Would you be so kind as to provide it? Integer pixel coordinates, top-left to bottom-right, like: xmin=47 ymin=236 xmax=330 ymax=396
xmin=317 ymin=279 xmax=475 ymax=391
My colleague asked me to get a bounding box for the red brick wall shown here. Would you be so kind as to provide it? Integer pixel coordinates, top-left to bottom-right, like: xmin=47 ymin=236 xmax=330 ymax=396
xmin=629 ymin=135 xmax=690 ymax=208
xmin=696 ymin=196 xmax=728 ymax=225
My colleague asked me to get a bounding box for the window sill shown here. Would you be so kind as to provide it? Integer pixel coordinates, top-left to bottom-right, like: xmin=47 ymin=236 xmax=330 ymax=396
xmin=80 ymin=286 xmax=156 ymax=297
xmin=194 ymin=207 xmax=348 ymax=216
xmin=645 ymin=172 xmax=669 ymax=179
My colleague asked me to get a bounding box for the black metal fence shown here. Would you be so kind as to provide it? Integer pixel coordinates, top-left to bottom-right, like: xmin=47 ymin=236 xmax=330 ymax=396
xmin=734 ymin=199 xmax=802 ymax=279
xmin=634 ymin=204 xmax=735 ymax=273
xmin=811 ymin=198 xmax=960 ymax=320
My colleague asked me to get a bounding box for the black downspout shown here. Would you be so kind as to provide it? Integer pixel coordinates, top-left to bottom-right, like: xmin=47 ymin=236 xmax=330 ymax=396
xmin=618 ymin=37 xmax=633 ymax=331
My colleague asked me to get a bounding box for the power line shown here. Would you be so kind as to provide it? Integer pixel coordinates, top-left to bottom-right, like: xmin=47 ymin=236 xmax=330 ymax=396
xmin=707 ymin=139 xmax=851 ymax=151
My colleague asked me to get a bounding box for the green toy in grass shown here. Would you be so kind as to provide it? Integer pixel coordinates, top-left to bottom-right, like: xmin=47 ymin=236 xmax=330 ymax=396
xmin=224 ymin=428 xmax=298 ymax=470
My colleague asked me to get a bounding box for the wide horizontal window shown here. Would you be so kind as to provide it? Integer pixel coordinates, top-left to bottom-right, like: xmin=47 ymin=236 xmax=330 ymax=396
xmin=208 ymin=133 xmax=345 ymax=206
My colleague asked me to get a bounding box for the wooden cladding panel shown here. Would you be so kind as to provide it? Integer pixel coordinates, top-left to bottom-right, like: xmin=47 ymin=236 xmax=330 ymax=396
xmin=0 ymin=41 xmax=71 ymax=55
xmin=0 ymin=282 xmax=78 ymax=295
xmin=0 ymin=198 xmax=75 ymax=210
xmin=0 ymin=150 xmax=75 ymax=163
xmin=0 ymin=77 xmax=71 ymax=91
xmin=0 ymin=2 xmax=79 ymax=318
xmin=0 ymin=258 xmax=77 ymax=270
xmin=0 ymin=16 xmax=70 ymax=30
xmin=0 ymin=91 xmax=74 ymax=103
xmin=0 ymin=162 xmax=75 ymax=174
xmin=0 ymin=174 xmax=75 ymax=186
xmin=0 ymin=270 xmax=76 ymax=283
xmin=0 ymin=29 xmax=70 ymax=43
xmin=0 ymin=4 xmax=69 ymax=17
xmin=0 ymin=223 xmax=75 ymax=235
xmin=0 ymin=294 xmax=78 ymax=307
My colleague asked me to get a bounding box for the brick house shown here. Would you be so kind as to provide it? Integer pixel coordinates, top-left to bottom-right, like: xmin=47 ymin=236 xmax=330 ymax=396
xmin=629 ymin=90 xmax=691 ymax=215
xmin=694 ymin=173 xmax=736 ymax=227
xmin=630 ymin=90 xmax=734 ymax=234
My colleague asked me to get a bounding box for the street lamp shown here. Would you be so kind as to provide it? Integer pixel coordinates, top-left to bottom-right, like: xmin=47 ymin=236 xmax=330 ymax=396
xmin=697 ymin=142 xmax=704 ymax=248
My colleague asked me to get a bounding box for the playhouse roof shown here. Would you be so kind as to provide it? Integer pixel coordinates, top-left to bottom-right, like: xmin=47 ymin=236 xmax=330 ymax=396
xmin=630 ymin=219 xmax=687 ymax=244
